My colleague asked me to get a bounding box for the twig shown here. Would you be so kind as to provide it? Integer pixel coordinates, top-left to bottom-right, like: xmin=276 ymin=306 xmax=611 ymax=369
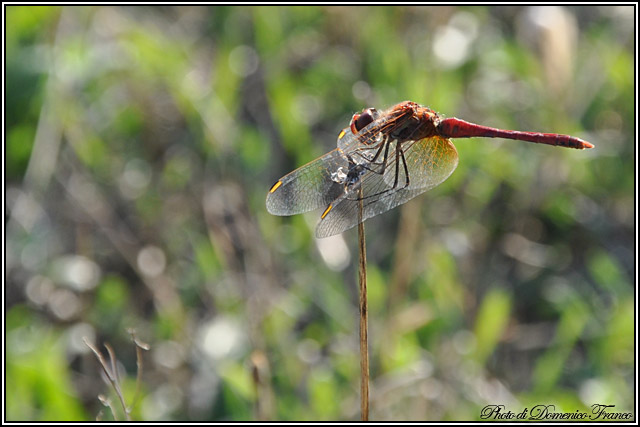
xmin=104 ymin=343 xmax=130 ymax=420
xmin=83 ymin=337 xmax=132 ymax=421
xmin=128 ymin=328 xmax=150 ymax=410
xmin=97 ymin=395 xmax=118 ymax=422
xmin=358 ymin=188 xmax=369 ymax=421
xmin=250 ymin=351 xmax=266 ymax=420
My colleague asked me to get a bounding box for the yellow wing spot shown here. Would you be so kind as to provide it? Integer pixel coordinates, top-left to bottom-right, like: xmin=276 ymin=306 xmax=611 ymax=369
xmin=321 ymin=204 xmax=333 ymax=219
xmin=269 ymin=180 xmax=283 ymax=193
xmin=338 ymin=129 xmax=346 ymax=139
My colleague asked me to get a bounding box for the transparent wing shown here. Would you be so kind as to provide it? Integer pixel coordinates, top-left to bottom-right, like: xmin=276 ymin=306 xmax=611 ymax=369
xmin=266 ymin=148 xmax=348 ymax=216
xmin=315 ymin=135 xmax=459 ymax=238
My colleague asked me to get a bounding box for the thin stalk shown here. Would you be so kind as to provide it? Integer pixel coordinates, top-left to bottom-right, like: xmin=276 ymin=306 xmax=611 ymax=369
xmin=358 ymin=188 xmax=369 ymax=421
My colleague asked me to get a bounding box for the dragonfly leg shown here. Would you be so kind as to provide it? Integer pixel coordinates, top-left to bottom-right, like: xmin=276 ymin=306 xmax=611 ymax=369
xmin=351 ymin=136 xmax=388 ymax=170
xmin=368 ymin=136 xmax=388 ymax=164
xmin=371 ymin=137 xmax=392 ymax=174
xmin=392 ymin=141 xmax=400 ymax=188
xmin=343 ymin=140 xmax=410 ymax=205
xmin=389 ymin=141 xmax=410 ymax=190
xmin=349 ymin=137 xmax=392 ymax=178
xmin=399 ymin=143 xmax=410 ymax=189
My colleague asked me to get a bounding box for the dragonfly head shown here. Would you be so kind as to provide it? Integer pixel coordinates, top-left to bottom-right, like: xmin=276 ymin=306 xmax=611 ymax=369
xmin=350 ymin=108 xmax=378 ymax=135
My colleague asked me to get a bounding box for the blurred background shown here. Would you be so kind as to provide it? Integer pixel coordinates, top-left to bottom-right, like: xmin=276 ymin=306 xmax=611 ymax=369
xmin=5 ymin=5 xmax=634 ymax=421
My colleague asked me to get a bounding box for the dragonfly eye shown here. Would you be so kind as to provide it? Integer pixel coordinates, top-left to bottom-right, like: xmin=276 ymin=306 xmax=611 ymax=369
xmin=350 ymin=108 xmax=376 ymax=134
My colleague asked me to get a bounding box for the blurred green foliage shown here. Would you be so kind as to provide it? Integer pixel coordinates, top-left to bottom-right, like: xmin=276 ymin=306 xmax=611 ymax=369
xmin=5 ymin=5 xmax=634 ymax=421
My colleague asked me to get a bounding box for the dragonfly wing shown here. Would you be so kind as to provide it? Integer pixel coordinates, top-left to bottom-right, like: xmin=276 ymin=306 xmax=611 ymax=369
xmin=315 ymin=136 xmax=458 ymax=238
xmin=315 ymin=186 xmax=432 ymax=238
xmin=383 ymin=135 xmax=459 ymax=190
xmin=266 ymin=148 xmax=348 ymax=216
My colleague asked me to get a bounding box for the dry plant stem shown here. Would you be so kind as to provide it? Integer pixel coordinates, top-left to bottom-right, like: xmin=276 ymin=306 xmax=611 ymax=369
xmin=128 ymin=329 xmax=150 ymax=410
xmin=358 ymin=189 xmax=370 ymax=421
xmin=98 ymin=395 xmax=118 ymax=421
xmin=84 ymin=338 xmax=132 ymax=421
xmin=105 ymin=343 xmax=131 ymax=420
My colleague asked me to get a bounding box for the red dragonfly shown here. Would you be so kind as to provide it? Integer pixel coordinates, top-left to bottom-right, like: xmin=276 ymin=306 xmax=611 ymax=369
xmin=266 ymin=101 xmax=593 ymax=238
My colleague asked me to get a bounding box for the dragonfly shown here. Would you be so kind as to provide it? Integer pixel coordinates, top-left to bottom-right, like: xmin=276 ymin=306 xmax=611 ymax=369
xmin=266 ymin=101 xmax=594 ymax=238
